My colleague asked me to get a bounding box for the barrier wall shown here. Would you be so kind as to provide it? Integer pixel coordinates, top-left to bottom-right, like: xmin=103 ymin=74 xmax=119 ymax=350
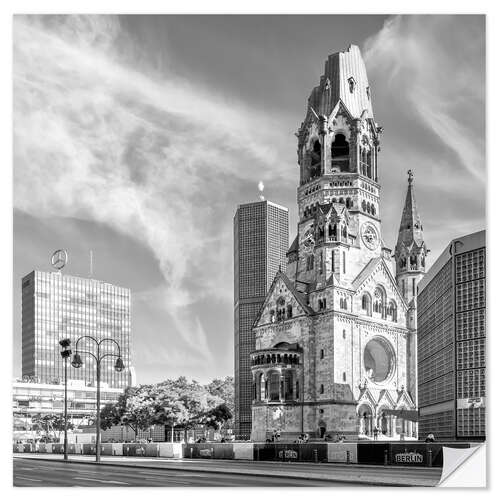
xmin=357 ymin=441 xmax=473 ymax=467
xmin=327 ymin=443 xmax=358 ymax=463
xmin=12 ymin=440 xmax=478 ymax=467
xmin=68 ymin=443 xmax=82 ymax=455
xmin=158 ymin=443 xmax=183 ymax=458
xmin=233 ymin=443 xmax=254 ymax=460
xmin=183 ymin=443 xmax=234 ymax=459
xmin=253 ymin=443 xmax=328 ymax=462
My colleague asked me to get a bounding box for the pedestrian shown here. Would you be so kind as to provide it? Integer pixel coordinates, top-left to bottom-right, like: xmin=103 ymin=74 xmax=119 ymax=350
xmin=425 ymin=433 xmax=435 ymax=443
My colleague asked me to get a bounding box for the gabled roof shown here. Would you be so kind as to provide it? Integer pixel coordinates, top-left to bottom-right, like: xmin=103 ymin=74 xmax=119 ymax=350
xmin=377 ymin=389 xmax=397 ymax=408
xmin=396 ymin=389 xmax=416 ymax=409
xmin=357 ymin=387 xmax=377 ymax=410
xmin=252 ymin=270 xmax=313 ymax=328
xmin=351 ymin=257 xmax=383 ymax=290
xmin=351 ymin=257 xmax=409 ymax=310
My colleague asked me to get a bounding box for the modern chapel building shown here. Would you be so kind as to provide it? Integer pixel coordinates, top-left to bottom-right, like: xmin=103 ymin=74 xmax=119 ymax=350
xmin=248 ymin=45 xmax=427 ymax=441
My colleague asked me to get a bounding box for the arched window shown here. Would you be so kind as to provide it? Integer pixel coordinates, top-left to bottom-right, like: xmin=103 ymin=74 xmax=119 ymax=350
xmin=346 ymin=197 xmax=352 ymax=209
xmin=361 ymin=293 xmax=372 ymax=315
xmin=362 ymin=200 xmax=367 ymax=212
xmin=388 ymin=301 xmax=397 ymax=322
xmin=311 ymin=139 xmax=321 ymax=169
xmin=342 ymin=226 xmax=347 ymax=239
xmin=374 ymin=286 xmax=386 ymax=318
xmin=286 ymin=304 xmax=293 ymax=319
xmin=339 ymin=197 xmax=344 ymax=204
xmin=284 ymin=371 xmax=294 ymax=401
xmin=320 ymin=384 xmax=324 ymax=394
xmin=269 ymin=372 xmax=280 ymax=401
xmin=320 ymin=349 xmax=324 ymax=359
xmin=331 ymin=133 xmax=349 ymax=158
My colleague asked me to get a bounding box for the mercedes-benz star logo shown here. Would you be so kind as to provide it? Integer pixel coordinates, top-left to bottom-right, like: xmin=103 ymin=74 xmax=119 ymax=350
xmin=51 ymin=249 xmax=68 ymax=271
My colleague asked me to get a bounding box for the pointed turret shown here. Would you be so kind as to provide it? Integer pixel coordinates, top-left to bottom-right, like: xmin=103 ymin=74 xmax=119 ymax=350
xmin=394 ymin=170 xmax=428 ymax=307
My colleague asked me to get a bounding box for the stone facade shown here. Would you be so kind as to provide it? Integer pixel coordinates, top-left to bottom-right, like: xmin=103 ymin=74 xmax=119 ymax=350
xmin=250 ymin=45 xmax=426 ymax=442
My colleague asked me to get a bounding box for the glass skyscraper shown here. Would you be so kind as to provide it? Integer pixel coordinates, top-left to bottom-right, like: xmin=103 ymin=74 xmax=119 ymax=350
xmin=21 ymin=270 xmax=131 ymax=389
xmin=234 ymin=200 xmax=289 ymax=439
xmin=417 ymin=230 xmax=485 ymax=440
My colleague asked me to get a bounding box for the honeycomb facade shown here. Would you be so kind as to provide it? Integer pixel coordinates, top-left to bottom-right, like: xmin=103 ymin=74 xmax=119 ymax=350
xmin=417 ymin=230 xmax=485 ymax=440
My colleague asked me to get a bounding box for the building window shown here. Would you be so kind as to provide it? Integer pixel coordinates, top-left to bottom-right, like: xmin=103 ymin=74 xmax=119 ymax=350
xmin=320 ymin=349 xmax=324 ymax=359
xmin=286 ymin=304 xmax=293 ymax=319
xmin=320 ymin=384 xmax=324 ymax=394
xmin=343 ymin=329 xmax=346 ymax=339
xmin=362 ymin=293 xmax=372 ymax=316
xmin=343 ymin=372 xmax=346 ymax=382
xmin=343 ymin=251 xmax=346 ymax=274
xmin=348 ymin=77 xmax=356 ymax=93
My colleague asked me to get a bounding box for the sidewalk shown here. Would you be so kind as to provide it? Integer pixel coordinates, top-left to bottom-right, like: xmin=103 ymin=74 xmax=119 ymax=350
xmin=14 ymin=453 xmax=443 ymax=486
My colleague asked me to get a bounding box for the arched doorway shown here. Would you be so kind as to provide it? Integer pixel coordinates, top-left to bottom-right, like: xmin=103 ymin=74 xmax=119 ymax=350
xmin=377 ymin=408 xmax=391 ymax=437
xmin=318 ymin=419 xmax=327 ymax=438
xmin=357 ymin=404 xmax=373 ymax=436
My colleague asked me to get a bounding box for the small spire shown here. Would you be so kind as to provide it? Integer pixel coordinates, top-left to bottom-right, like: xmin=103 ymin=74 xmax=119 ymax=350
xmin=407 ymin=169 xmax=414 ymax=185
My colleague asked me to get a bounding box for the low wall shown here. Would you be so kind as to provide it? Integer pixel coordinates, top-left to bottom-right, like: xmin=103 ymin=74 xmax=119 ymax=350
xmin=327 ymin=443 xmax=358 ymax=463
xmin=357 ymin=441 xmax=473 ymax=467
xmin=12 ymin=440 xmax=476 ymax=467
xmin=254 ymin=443 xmax=328 ymax=462
xmin=158 ymin=443 xmax=183 ymax=458
xmin=233 ymin=443 xmax=253 ymax=460
xmin=183 ymin=443 xmax=234 ymax=459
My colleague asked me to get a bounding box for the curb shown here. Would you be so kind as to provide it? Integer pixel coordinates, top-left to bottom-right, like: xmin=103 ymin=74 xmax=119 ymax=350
xmin=14 ymin=455 xmax=439 ymax=487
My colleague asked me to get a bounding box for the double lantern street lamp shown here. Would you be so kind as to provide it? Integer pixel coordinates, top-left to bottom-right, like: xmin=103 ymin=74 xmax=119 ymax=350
xmin=59 ymin=336 xmax=124 ymax=463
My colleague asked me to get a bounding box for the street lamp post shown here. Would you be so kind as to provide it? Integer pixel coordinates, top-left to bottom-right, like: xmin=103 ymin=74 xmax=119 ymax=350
xmin=71 ymin=336 xmax=124 ymax=463
xmin=59 ymin=338 xmax=72 ymax=461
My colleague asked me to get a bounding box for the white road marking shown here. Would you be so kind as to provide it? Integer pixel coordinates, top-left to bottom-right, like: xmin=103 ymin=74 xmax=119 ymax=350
xmin=15 ymin=476 xmax=42 ymax=482
xmin=73 ymin=476 xmax=129 ymax=485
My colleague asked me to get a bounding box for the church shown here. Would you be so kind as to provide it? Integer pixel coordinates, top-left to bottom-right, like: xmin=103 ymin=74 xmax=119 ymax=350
xmin=250 ymin=45 xmax=428 ymax=441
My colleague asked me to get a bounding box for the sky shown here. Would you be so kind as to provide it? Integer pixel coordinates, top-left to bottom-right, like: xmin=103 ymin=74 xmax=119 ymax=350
xmin=13 ymin=14 xmax=485 ymax=384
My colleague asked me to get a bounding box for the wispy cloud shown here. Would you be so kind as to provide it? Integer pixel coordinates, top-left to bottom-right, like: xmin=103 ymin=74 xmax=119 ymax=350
xmin=364 ymin=15 xmax=485 ymax=182
xmin=363 ymin=15 xmax=485 ymax=260
xmin=13 ymin=15 xmax=291 ymax=377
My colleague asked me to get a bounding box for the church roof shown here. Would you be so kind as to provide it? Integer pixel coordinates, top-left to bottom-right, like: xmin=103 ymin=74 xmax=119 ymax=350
xmin=286 ymin=235 xmax=298 ymax=255
xmin=307 ymin=44 xmax=374 ymax=121
xmin=351 ymin=257 xmax=383 ymax=290
xmin=396 ymin=170 xmax=425 ymax=250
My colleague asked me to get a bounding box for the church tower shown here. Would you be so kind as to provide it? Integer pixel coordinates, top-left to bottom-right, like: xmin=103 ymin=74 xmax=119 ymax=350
xmin=250 ymin=45 xmax=419 ymax=442
xmin=394 ymin=170 xmax=428 ymax=310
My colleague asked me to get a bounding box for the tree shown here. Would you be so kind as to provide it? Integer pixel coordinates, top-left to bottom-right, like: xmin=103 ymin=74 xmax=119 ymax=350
xmin=99 ymin=376 xmax=233 ymax=442
xmin=206 ymin=376 xmax=234 ymax=429
xmin=31 ymin=414 xmax=74 ymax=441
xmin=199 ymin=403 xmax=233 ymax=431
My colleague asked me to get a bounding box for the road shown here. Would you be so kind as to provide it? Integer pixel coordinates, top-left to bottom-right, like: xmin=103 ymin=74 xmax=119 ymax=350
xmin=13 ymin=457 xmax=365 ymax=487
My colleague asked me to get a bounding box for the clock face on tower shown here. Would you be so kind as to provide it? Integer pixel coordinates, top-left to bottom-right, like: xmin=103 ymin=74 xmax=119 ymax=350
xmin=360 ymin=222 xmax=380 ymax=250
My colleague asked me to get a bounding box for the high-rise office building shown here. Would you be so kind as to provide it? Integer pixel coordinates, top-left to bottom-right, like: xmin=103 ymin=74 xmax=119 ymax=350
xmin=22 ymin=270 xmax=132 ymax=389
xmin=234 ymin=200 xmax=289 ymax=439
xmin=417 ymin=230 xmax=485 ymax=440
